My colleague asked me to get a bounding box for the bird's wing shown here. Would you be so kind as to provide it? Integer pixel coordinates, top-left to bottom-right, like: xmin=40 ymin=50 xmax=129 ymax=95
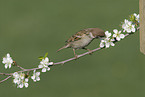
xmin=65 ymin=30 xmax=89 ymax=43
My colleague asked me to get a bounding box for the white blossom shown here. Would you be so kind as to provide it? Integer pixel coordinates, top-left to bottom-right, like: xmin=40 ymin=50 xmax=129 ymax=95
xmin=13 ymin=72 xmax=20 ymax=84
xmin=13 ymin=72 xmax=29 ymax=88
xmin=122 ymin=19 xmax=136 ymax=33
xmin=2 ymin=53 xmax=13 ymax=69
xmin=100 ymin=31 xmax=115 ymax=48
xmin=17 ymin=78 xmax=29 ymax=88
xmin=133 ymin=13 xmax=139 ymax=23
xmin=113 ymin=29 xmax=125 ymax=41
xmin=100 ymin=37 xmax=115 ymax=48
xmin=38 ymin=57 xmax=53 ymax=72
xmin=31 ymin=70 xmax=40 ymax=82
xmin=105 ymin=31 xmax=111 ymax=38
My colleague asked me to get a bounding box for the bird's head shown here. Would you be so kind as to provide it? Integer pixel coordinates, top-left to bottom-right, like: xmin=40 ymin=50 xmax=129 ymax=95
xmin=87 ymin=28 xmax=105 ymax=38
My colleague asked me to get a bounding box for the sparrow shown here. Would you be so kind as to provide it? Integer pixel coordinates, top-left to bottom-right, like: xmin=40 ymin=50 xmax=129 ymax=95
xmin=57 ymin=28 xmax=105 ymax=58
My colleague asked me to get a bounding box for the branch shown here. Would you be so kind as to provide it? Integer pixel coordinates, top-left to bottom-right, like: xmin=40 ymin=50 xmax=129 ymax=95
xmin=54 ymin=47 xmax=101 ymax=65
xmin=13 ymin=61 xmax=25 ymax=70
xmin=0 ymin=27 xmax=140 ymax=79
xmin=15 ymin=48 xmax=102 ymax=72
xmin=16 ymin=65 xmax=25 ymax=70
xmin=10 ymin=26 xmax=140 ymax=73
xmin=0 ymin=13 xmax=140 ymax=88
xmin=0 ymin=76 xmax=12 ymax=83
xmin=0 ymin=73 xmax=12 ymax=76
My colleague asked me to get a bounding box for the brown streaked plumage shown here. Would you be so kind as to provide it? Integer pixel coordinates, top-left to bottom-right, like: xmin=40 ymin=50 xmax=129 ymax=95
xmin=57 ymin=28 xmax=105 ymax=58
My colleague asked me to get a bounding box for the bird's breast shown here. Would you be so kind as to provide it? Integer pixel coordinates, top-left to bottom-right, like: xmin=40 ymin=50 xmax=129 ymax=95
xmin=70 ymin=35 xmax=93 ymax=49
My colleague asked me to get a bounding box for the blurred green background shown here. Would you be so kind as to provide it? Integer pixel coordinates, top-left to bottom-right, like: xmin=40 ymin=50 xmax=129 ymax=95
xmin=0 ymin=0 xmax=144 ymax=97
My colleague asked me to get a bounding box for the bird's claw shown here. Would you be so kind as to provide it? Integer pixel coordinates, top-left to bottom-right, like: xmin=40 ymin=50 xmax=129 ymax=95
xmin=87 ymin=49 xmax=93 ymax=55
xmin=88 ymin=51 xmax=93 ymax=55
xmin=74 ymin=55 xmax=78 ymax=59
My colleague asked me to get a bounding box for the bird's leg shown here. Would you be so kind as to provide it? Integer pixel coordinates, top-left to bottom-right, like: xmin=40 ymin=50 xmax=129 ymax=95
xmin=73 ymin=49 xmax=78 ymax=59
xmin=83 ymin=48 xmax=93 ymax=55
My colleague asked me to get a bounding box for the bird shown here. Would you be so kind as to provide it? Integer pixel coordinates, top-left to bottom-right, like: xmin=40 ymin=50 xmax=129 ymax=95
xmin=57 ymin=28 xmax=105 ymax=58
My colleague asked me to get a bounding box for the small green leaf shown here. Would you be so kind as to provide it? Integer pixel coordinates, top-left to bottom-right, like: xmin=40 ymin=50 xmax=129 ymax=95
xmin=44 ymin=52 xmax=48 ymax=58
xmin=130 ymin=14 xmax=135 ymax=22
xmin=38 ymin=56 xmax=44 ymax=60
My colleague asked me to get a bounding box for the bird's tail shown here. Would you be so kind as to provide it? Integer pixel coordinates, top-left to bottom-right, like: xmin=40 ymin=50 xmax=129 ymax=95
xmin=56 ymin=44 xmax=70 ymax=52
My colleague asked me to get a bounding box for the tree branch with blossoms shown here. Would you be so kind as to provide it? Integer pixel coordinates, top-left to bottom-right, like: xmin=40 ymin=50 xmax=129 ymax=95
xmin=0 ymin=13 xmax=139 ymax=88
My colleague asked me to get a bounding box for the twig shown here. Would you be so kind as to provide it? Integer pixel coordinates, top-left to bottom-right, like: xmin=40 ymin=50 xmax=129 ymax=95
xmin=0 ymin=27 xmax=140 ymax=84
xmin=10 ymin=28 xmax=140 ymax=73
xmin=22 ymin=26 xmax=140 ymax=70
xmin=54 ymin=47 xmax=101 ymax=65
xmin=16 ymin=65 xmax=25 ymax=70
xmin=0 ymin=76 xmax=12 ymax=83
xmin=15 ymin=47 xmax=102 ymax=72
xmin=0 ymin=73 xmax=13 ymax=76
xmin=13 ymin=61 xmax=25 ymax=70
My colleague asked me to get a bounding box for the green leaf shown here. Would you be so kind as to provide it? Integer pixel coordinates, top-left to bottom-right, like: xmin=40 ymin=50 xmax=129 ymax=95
xmin=38 ymin=56 xmax=44 ymax=60
xmin=130 ymin=14 xmax=135 ymax=22
xmin=44 ymin=52 xmax=48 ymax=58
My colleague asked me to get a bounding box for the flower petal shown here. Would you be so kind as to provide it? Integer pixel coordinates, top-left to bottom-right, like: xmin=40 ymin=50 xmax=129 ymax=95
xmin=7 ymin=53 xmax=10 ymax=58
xmin=45 ymin=57 xmax=49 ymax=62
xmin=38 ymin=64 xmax=43 ymax=68
xmin=113 ymin=34 xmax=116 ymax=37
xmin=105 ymin=43 xmax=110 ymax=48
xmin=25 ymin=78 xmax=29 ymax=82
xmin=9 ymin=64 xmax=11 ymax=68
xmin=132 ymin=28 xmax=136 ymax=32
xmin=113 ymin=29 xmax=118 ymax=33
xmin=36 ymin=77 xmax=40 ymax=81
xmin=36 ymin=72 xmax=40 ymax=76
xmin=116 ymin=37 xmax=121 ymax=41
xmin=120 ymin=34 xmax=125 ymax=39
xmin=5 ymin=64 xmax=8 ymax=69
xmin=42 ymin=68 xmax=46 ymax=72
xmin=111 ymin=42 xmax=115 ymax=46
xmin=100 ymin=43 xmax=104 ymax=48
xmin=49 ymin=62 xmax=53 ymax=65
xmin=47 ymin=67 xmax=50 ymax=71
xmin=19 ymin=83 xmax=24 ymax=88
xmin=25 ymin=83 xmax=29 ymax=88
xmin=13 ymin=79 xmax=18 ymax=84
xmin=31 ymin=75 xmax=35 ymax=80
